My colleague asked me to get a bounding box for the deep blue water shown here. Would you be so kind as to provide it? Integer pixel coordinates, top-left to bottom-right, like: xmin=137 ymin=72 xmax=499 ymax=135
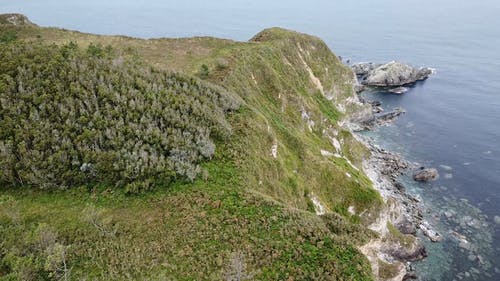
xmin=1 ymin=0 xmax=499 ymax=280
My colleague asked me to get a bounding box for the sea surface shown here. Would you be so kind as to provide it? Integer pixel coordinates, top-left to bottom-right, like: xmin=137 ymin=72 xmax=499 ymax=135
xmin=1 ymin=0 xmax=499 ymax=280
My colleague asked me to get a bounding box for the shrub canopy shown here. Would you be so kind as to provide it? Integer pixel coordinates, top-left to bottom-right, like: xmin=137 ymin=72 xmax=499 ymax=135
xmin=0 ymin=42 xmax=239 ymax=189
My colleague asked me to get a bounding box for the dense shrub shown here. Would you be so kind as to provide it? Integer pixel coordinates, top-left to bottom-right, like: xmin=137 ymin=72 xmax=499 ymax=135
xmin=0 ymin=41 xmax=239 ymax=189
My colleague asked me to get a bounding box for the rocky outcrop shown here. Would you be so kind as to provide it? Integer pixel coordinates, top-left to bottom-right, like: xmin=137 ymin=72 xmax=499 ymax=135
xmin=0 ymin=13 xmax=35 ymax=26
xmin=419 ymin=221 xmax=442 ymax=242
xmin=357 ymin=138 xmax=433 ymax=280
xmin=352 ymin=61 xmax=432 ymax=87
xmin=374 ymin=107 xmax=406 ymax=125
xmin=413 ymin=168 xmax=439 ymax=181
xmin=359 ymin=107 xmax=406 ymax=130
xmin=389 ymin=242 xmax=428 ymax=262
xmin=352 ymin=62 xmax=381 ymax=76
xmin=396 ymin=217 xmax=417 ymax=235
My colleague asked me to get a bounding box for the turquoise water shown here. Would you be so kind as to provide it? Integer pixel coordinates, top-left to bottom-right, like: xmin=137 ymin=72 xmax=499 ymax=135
xmin=1 ymin=0 xmax=499 ymax=280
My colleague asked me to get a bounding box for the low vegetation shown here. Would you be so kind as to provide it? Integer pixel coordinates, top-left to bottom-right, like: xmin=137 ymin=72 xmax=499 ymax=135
xmin=0 ymin=158 xmax=373 ymax=280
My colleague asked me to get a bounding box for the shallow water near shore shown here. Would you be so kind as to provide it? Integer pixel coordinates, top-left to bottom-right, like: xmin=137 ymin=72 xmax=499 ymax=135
xmin=2 ymin=0 xmax=500 ymax=279
xmin=363 ymin=123 xmax=497 ymax=280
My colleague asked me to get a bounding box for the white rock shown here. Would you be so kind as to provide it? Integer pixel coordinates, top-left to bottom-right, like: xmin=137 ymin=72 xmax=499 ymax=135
xmin=320 ymin=150 xmax=334 ymax=157
xmin=331 ymin=138 xmax=341 ymax=152
xmin=420 ymin=221 xmax=441 ymax=242
xmin=271 ymin=141 xmax=278 ymax=158
xmin=309 ymin=193 xmax=326 ymax=215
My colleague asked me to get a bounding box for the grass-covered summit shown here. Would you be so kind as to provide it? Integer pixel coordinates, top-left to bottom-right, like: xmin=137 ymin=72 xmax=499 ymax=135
xmin=0 ymin=15 xmax=388 ymax=280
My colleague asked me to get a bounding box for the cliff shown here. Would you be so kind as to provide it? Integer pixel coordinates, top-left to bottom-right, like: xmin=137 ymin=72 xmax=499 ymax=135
xmin=0 ymin=15 xmax=416 ymax=280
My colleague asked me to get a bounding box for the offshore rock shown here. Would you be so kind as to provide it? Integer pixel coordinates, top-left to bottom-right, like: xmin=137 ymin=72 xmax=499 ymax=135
xmin=355 ymin=61 xmax=432 ymax=87
xmin=413 ymin=168 xmax=439 ymax=182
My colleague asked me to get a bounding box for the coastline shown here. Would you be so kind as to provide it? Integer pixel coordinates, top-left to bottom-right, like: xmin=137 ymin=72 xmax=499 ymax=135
xmin=356 ymin=133 xmax=427 ymax=280
xmin=352 ymin=108 xmax=496 ymax=281
xmin=346 ymin=69 xmax=496 ymax=280
xmin=1 ymin=10 xmax=497 ymax=280
xmin=344 ymin=79 xmax=441 ymax=280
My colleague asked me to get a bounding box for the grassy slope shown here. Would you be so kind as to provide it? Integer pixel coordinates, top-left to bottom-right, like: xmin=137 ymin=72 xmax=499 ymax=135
xmin=0 ymin=16 xmax=381 ymax=280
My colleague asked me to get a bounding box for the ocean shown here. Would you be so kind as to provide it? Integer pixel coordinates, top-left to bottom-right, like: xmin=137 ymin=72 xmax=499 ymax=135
xmin=1 ymin=0 xmax=499 ymax=280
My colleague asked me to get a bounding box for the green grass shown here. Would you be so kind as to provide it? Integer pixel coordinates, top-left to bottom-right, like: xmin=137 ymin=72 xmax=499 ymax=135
xmin=0 ymin=19 xmax=383 ymax=280
xmin=386 ymin=222 xmax=416 ymax=249
xmin=0 ymin=154 xmax=373 ymax=280
xmin=377 ymin=259 xmax=402 ymax=280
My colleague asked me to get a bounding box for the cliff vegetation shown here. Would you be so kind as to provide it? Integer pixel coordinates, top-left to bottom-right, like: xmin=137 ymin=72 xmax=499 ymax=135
xmin=0 ymin=14 xmax=384 ymax=280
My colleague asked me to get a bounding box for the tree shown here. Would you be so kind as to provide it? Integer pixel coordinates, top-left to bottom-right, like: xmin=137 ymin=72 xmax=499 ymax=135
xmin=197 ymin=64 xmax=210 ymax=79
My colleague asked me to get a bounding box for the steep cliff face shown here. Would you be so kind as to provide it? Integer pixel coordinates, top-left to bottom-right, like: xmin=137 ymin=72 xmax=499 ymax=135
xmin=201 ymin=27 xmax=381 ymax=218
xmin=0 ymin=16 xmax=413 ymax=280
xmin=3 ymin=19 xmax=380 ymax=221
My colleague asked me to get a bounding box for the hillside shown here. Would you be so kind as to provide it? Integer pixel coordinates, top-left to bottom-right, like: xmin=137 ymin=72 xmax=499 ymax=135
xmin=0 ymin=14 xmax=403 ymax=280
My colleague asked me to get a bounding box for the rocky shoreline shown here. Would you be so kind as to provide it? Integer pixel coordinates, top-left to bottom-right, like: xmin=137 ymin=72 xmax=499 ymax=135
xmin=360 ymin=135 xmax=442 ymax=243
xmin=352 ymin=94 xmax=495 ymax=281
xmin=356 ymin=133 xmax=431 ymax=280
xmin=345 ymin=62 xmax=443 ymax=280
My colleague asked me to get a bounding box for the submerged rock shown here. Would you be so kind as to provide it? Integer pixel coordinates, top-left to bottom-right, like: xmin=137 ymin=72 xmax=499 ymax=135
xmin=389 ymin=86 xmax=409 ymax=94
xmin=413 ymin=168 xmax=439 ymax=182
xmin=420 ymin=221 xmax=442 ymax=242
xmin=494 ymin=216 xmax=500 ymax=224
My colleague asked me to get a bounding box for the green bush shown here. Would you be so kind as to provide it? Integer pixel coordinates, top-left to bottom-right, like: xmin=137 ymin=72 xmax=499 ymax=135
xmin=197 ymin=64 xmax=210 ymax=79
xmin=0 ymin=30 xmax=17 ymax=43
xmin=0 ymin=42 xmax=239 ymax=189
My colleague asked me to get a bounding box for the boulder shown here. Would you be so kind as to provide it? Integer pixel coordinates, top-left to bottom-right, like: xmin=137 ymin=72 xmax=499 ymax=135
xmin=396 ymin=217 xmax=417 ymax=235
xmin=389 ymin=242 xmax=428 ymax=262
xmin=354 ymin=61 xmax=432 ymax=87
xmin=413 ymin=168 xmax=439 ymax=181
